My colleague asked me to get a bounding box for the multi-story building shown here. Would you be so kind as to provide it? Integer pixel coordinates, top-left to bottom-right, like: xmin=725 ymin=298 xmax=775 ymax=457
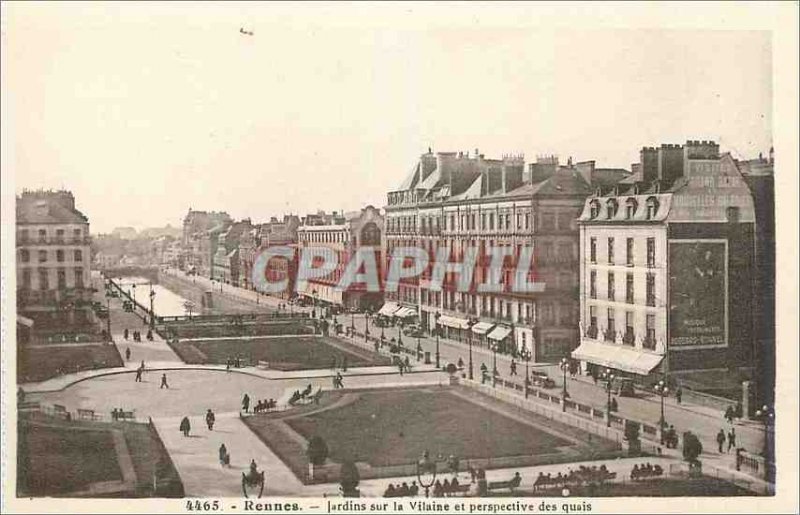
xmin=239 ymin=216 xmax=301 ymax=298
xmin=574 ymin=141 xmax=760 ymax=390
xmin=383 ymin=150 xmax=629 ymax=362
xmin=211 ymin=219 xmax=254 ymax=285
xmin=296 ymin=207 xmax=384 ymax=311
xmin=181 ymin=209 xmax=231 ymax=276
xmin=16 ymin=190 xmax=94 ymax=331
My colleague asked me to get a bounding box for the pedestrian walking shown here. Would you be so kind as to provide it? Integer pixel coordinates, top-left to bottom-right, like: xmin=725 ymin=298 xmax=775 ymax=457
xmin=124 ymin=328 xmax=129 ymax=340
xmin=180 ymin=416 xmax=191 ymax=437
xmin=398 ymin=361 xmax=405 ymax=376
xmin=160 ymin=373 xmax=169 ymax=389
xmin=727 ymin=428 xmax=736 ymax=452
xmin=404 ymin=356 xmax=411 ymax=371
xmin=457 ymin=357 xmax=464 ymax=369
xmin=206 ymin=409 xmax=216 ymax=430
xmin=140 ymin=360 xmax=146 ymax=371
xmin=111 ymin=408 xmax=119 ymax=421
xmin=716 ymin=429 xmax=726 ymax=453
xmin=676 ymin=387 xmax=683 ymax=405
xmin=510 ymin=359 xmax=518 ymax=376
xmin=134 ymin=367 xmax=143 ymax=382
xmin=219 ymin=443 xmax=230 ymax=467
xmin=724 ymin=406 xmax=734 ymax=424
xmin=242 ymin=393 xmax=250 ymax=413
xmin=125 ymin=347 xmax=131 ymax=361
xmin=336 ymin=372 xmax=344 ymax=389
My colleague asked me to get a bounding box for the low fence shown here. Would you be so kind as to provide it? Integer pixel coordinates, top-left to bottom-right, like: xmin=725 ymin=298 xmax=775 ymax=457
xmin=147 ymin=418 xmax=186 ymax=498
xmin=681 ymin=387 xmax=737 ymax=413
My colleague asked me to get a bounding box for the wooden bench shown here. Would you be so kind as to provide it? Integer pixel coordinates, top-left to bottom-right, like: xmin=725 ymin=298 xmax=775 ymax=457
xmin=52 ymin=404 xmax=72 ymax=420
xmin=77 ymin=408 xmax=97 ymax=421
xmin=488 ymin=476 xmax=522 ymax=492
xmin=118 ymin=410 xmax=136 ymax=421
xmin=257 ymin=360 xmax=270 ymax=370
xmin=18 ymin=401 xmax=41 ymax=412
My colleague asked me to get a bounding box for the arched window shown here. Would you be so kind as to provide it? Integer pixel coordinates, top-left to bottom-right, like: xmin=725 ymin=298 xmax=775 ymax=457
xmin=645 ymin=197 xmax=660 ymax=220
xmin=606 ymin=199 xmax=619 ymax=219
xmin=625 ymin=198 xmax=638 ymax=219
xmin=589 ymin=200 xmax=600 ymax=219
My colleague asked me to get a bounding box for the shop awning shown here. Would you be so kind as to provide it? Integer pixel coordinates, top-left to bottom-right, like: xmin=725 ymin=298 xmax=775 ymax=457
xmin=487 ymin=325 xmax=512 ymax=341
xmin=572 ymin=340 xmax=664 ymax=376
xmin=471 ymin=322 xmax=495 ymax=335
xmin=438 ymin=315 xmax=470 ymax=330
xmin=378 ymin=302 xmax=400 ymax=317
xmin=394 ymin=306 xmax=417 ymax=318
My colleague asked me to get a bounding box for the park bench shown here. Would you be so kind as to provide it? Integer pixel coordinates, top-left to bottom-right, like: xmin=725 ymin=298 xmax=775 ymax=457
xmin=257 ymin=360 xmax=270 ymax=370
xmin=451 ymin=483 xmax=471 ymax=495
xmin=488 ymin=475 xmax=522 ymax=493
xmin=118 ymin=410 xmax=136 ymax=421
xmin=18 ymin=401 xmax=41 ymax=412
xmin=52 ymin=404 xmax=71 ymax=420
xmin=77 ymin=408 xmax=98 ymax=421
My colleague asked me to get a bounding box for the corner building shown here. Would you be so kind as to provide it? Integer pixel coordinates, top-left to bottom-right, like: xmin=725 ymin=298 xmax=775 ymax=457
xmin=384 ymin=150 xmax=629 ymax=363
xmin=574 ymin=141 xmax=759 ymax=389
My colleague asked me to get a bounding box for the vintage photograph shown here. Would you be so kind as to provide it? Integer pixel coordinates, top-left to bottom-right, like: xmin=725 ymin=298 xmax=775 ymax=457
xmin=2 ymin=2 xmax=797 ymax=513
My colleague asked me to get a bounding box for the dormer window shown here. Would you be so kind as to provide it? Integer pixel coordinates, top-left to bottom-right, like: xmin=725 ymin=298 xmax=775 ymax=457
xmin=606 ymin=199 xmax=619 ymax=219
xmin=625 ymin=198 xmax=638 ymax=219
xmin=589 ymin=200 xmax=600 ymax=219
xmin=645 ymin=197 xmax=660 ymax=220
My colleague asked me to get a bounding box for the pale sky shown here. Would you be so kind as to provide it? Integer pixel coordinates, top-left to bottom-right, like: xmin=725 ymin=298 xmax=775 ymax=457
xmin=2 ymin=2 xmax=773 ymax=233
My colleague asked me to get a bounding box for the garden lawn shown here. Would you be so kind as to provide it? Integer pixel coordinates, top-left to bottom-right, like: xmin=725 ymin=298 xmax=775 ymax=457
xmin=286 ymin=389 xmax=573 ymax=467
xmin=17 ymin=344 xmax=124 ymax=383
xmin=171 ymin=336 xmax=390 ymax=370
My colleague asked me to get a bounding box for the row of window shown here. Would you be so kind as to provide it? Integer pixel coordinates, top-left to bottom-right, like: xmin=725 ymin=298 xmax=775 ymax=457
xmin=588 ymin=197 xmax=660 ymax=220
xmin=590 ymin=237 xmax=656 ymax=267
xmin=587 ymin=306 xmax=657 ymax=349
xmin=20 ymin=268 xmax=85 ymax=290
xmin=19 ymin=249 xmax=83 ymax=263
xmin=388 ymin=210 xmax=576 ymax=234
xmin=299 ymin=231 xmax=350 ymax=244
xmin=18 ymin=227 xmax=85 ymax=242
xmin=589 ymin=270 xmax=656 ymax=306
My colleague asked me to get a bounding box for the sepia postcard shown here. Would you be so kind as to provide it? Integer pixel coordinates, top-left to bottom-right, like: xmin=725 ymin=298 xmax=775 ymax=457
xmin=1 ymin=2 xmax=798 ymax=514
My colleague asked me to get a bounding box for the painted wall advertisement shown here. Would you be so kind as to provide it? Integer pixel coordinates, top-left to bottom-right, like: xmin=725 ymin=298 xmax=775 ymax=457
xmin=669 ymin=241 xmax=727 ymax=348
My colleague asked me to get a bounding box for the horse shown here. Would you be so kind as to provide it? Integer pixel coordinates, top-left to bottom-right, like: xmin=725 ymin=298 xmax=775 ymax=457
xmin=241 ymin=468 xmax=266 ymax=498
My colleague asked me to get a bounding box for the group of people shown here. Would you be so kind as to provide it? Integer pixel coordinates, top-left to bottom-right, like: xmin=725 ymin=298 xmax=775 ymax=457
xmin=110 ymin=407 xmax=131 ymax=421
xmin=662 ymin=424 xmax=679 ymax=448
xmin=178 ymin=409 xmax=216 ymax=437
xmin=383 ymin=481 xmax=420 ymax=497
xmin=724 ymin=403 xmax=744 ymax=424
xmin=123 ymin=328 xmax=153 ymax=342
xmin=289 ymin=384 xmax=315 ymax=405
xmin=716 ymin=427 xmax=737 ymax=453
xmin=226 ymin=357 xmax=243 ymax=370
xmin=533 ymin=465 xmax=615 ymax=491
xmin=630 ymin=462 xmax=664 ymax=481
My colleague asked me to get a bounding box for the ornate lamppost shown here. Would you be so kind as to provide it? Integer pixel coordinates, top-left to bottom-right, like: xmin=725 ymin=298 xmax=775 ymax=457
xmin=106 ymin=297 xmax=112 ymax=340
xmin=416 ymin=451 xmax=437 ymax=498
xmin=522 ymin=346 xmax=532 ymax=398
xmin=654 ymin=379 xmax=670 ymax=444
xmin=491 ymin=340 xmax=499 ymax=387
xmin=602 ymin=369 xmax=615 ymax=427
xmin=467 ymin=317 xmax=476 ymax=380
xmin=434 ymin=311 xmax=441 ymax=369
xmin=755 ymin=404 xmax=775 ymax=483
xmin=132 ymin=283 xmax=137 ymax=309
xmin=149 ymin=284 xmax=156 ymax=329
xmin=560 ymin=357 xmax=570 ymax=412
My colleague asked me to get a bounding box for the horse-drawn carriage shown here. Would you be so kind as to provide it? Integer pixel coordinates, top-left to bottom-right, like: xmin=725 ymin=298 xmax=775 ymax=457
xmin=242 ymin=462 xmax=265 ymax=498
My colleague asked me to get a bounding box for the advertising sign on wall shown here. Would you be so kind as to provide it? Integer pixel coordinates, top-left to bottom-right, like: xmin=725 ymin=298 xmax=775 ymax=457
xmin=669 ymin=240 xmax=727 ymax=348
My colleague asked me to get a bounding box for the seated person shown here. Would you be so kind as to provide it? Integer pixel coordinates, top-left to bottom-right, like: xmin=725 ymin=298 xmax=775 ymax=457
xmin=384 ymin=484 xmax=396 ymax=497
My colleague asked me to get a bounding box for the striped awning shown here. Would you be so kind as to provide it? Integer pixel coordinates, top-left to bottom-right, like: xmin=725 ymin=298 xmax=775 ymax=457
xmin=471 ymin=322 xmax=495 ymax=335
xmin=572 ymin=340 xmax=664 ymax=376
xmin=378 ymin=302 xmax=400 ymax=317
xmin=437 ymin=315 xmax=470 ymax=330
xmin=487 ymin=325 xmax=512 ymax=341
xmin=394 ymin=306 xmax=417 ymax=318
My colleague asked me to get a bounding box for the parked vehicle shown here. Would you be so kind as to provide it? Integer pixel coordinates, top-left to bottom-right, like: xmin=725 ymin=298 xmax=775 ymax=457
xmin=612 ymin=378 xmax=637 ymax=397
xmin=403 ymin=324 xmax=424 ymax=337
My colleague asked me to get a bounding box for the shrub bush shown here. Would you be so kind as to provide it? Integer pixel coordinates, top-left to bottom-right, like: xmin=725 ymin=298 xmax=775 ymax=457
xmin=307 ymin=436 xmax=329 ymax=466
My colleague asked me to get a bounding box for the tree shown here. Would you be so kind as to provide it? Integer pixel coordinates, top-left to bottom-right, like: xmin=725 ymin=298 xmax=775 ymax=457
xmin=307 ymin=436 xmax=329 ymax=466
xmin=624 ymin=420 xmax=642 ymax=455
xmin=682 ymin=431 xmax=703 ymax=463
xmin=339 ymin=460 xmax=360 ymax=497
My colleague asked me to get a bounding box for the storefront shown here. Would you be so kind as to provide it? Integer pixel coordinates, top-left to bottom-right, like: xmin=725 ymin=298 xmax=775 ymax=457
xmin=437 ymin=315 xmax=471 ymax=342
xmin=471 ymin=321 xmax=495 ymax=348
xmin=487 ymin=324 xmax=513 ymax=354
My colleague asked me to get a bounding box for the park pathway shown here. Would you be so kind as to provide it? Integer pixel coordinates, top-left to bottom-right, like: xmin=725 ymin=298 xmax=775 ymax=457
xmin=153 ymin=413 xmax=304 ymax=497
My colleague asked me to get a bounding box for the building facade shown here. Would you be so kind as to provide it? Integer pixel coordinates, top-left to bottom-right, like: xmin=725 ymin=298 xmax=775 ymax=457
xmin=574 ymin=141 xmax=759 ymax=389
xmin=181 ymin=209 xmax=232 ymax=275
xmin=383 ymin=150 xmax=628 ymax=363
xmin=296 ymin=207 xmax=384 ymax=311
xmin=16 ymin=190 xmax=94 ymax=330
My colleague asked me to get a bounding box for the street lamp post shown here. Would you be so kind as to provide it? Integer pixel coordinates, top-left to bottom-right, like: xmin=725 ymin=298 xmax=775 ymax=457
xmin=416 ymin=451 xmax=437 ymax=498
xmin=754 ymin=405 xmax=775 ymax=483
xmin=149 ymin=284 xmax=156 ymax=329
xmin=106 ymin=298 xmax=112 ymax=340
xmin=397 ymin=320 xmax=403 ymax=347
xmin=522 ymin=347 xmax=531 ymax=398
xmin=560 ymin=357 xmax=570 ymax=412
xmin=434 ymin=312 xmax=441 ymax=369
xmin=132 ymin=283 xmax=137 ymax=309
xmin=467 ymin=318 xmax=475 ymax=380
xmin=602 ymin=369 xmax=615 ymax=427
xmin=654 ymin=379 xmax=670 ymax=443
xmin=491 ymin=341 xmax=498 ymax=387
